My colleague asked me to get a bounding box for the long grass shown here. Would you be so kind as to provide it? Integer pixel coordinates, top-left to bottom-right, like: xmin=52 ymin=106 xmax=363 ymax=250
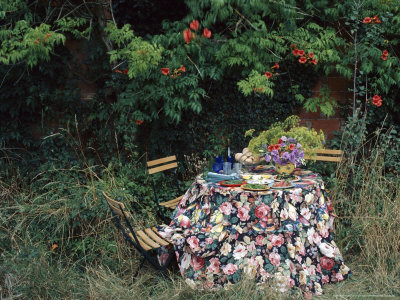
xmin=1 ymin=130 xmax=400 ymax=299
xmin=330 ymin=129 xmax=400 ymax=296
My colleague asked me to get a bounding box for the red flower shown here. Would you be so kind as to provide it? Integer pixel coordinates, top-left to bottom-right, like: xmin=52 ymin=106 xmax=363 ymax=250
xmin=136 ymin=120 xmax=143 ymax=125
xmin=268 ymin=145 xmax=274 ymax=152
xmin=311 ymin=59 xmax=318 ymax=65
xmin=34 ymin=40 xmax=40 ymax=44
xmin=363 ymin=17 xmax=372 ymax=23
xmin=190 ymin=20 xmax=199 ymax=31
xmin=292 ymin=49 xmax=299 ymax=56
xmin=372 ymin=95 xmax=382 ymax=107
xmin=191 ymin=255 xmax=205 ymax=271
xmin=382 ymin=50 xmax=389 ymax=56
xmin=299 ymin=57 xmax=307 ymax=64
xmin=272 ymin=62 xmax=279 ymax=69
xmin=373 ymin=95 xmax=381 ymax=101
xmin=255 ymin=204 xmax=271 ymax=221
xmin=373 ymin=15 xmax=381 ymax=23
xmin=320 ymin=256 xmax=335 ymax=270
xmin=381 ymin=55 xmax=387 ymax=61
xmin=161 ymin=68 xmax=170 ymax=75
xmin=278 ymin=138 xmax=283 ymax=144
xmin=180 ymin=65 xmax=186 ymax=72
xmin=264 ymin=71 xmax=272 ymax=79
xmin=308 ymin=52 xmax=314 ymax=58
xmin=298 ymin=49 xmax=305 ymax=56
xmin=183 ymin=28 xmax=192 ymax=43
xmin=274 ymin=144 xmax=281 ymax=151
xmin=203 ymin=28 xmax=212 ymax=38
xmin=123 ymin=69 xmax=129 ymax=74
xmin=289 ymin=144 xmax=295 ymax=150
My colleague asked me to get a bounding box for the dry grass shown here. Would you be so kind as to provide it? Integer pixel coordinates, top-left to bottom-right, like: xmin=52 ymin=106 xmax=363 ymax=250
xmin=331 ymin=132 xmax=400 ymax=296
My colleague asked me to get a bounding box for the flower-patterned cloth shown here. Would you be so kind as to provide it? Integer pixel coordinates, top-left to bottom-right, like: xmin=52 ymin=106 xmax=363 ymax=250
xmin=156 ymin=170 xmax=351 ymax=295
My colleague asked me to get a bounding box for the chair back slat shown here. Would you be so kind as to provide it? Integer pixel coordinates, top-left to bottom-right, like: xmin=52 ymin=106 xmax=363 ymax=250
xmin=102 ymin=192 xmax=132 ymax=218
xmin=148 ymin=162 xmax=178 ymax=175
xmin=314 ymin=149 xmax=343 ymax=155
xmin=304 ymin=148 xmax=343 ymax=163
xmin=147 ymin=155 xmax=177 ymax=167
xmin=306 ymin=155 xmax=342 ymax=162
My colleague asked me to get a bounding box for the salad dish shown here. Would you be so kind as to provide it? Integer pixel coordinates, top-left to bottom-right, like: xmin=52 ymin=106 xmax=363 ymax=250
xmin=218 ymin=180 xmax=247 ymax=187
xmin=272 ymin=174 xmax=301 ymax=182
xmin=241 ymin=183 xmax=270 ymax=191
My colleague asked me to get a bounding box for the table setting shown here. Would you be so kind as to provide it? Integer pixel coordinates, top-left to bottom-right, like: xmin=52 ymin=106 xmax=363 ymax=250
xmin=157 ymin=137 xmax=351 ymax=296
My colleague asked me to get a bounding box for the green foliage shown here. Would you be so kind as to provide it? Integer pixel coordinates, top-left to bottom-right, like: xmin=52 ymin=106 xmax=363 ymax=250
xmin=247 ymin=115 xmax=325 ymax=155
xmin=55 ymin=17 xmax=92 ymax=39
xmin=106 ymin=23 xmax=164 ymax=78
xmin=0 ymin=21 xmax=65 ymax=67
xmin=237 ymin=70 xmax=274 ymax=97
xmin=302 ymin=85 xmax=338 ymax=117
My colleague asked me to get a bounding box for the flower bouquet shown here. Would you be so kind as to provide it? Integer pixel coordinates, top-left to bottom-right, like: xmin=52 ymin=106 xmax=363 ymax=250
xmin=262 ymin=136 xmax=304 ymax=174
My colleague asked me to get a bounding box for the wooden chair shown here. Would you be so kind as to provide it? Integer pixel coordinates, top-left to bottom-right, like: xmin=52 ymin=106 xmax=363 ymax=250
xmin=102 ymin=192 xmax=174 ymax=277
xmin=147 ymin=155 xmax=184 ymax=218
xmin=304 ymin=149 xmax=343 ymax=163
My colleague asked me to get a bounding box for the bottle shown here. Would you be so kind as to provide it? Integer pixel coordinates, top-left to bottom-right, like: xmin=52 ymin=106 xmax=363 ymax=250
xmin=227 ymin=139 xmax=233 ymax=164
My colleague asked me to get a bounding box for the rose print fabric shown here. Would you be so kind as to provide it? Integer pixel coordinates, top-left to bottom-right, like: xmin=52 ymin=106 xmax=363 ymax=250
xmin=157 ymin=171 xmax=351 ymax=295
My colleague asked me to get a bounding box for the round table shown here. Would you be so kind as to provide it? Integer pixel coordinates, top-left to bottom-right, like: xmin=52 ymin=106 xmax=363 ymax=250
xmin=157 ymin=169 xmax=351 ymax=295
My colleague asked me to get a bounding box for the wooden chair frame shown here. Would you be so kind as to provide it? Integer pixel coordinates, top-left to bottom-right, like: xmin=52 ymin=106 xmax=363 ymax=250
xmin=147 ymin=155 xmax=183 ymax=220
xmin=102 ymin=192 xmax=174 ymax=277
xmin=304 ymin=149 xmax=343 ymax=163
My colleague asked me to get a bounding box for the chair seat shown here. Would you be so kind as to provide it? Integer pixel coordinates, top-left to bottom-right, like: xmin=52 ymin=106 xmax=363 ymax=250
xmin=129 ymin=227 xmax=170 ymax=251
xmin=159 ymin=195 xmax=184 ymax=209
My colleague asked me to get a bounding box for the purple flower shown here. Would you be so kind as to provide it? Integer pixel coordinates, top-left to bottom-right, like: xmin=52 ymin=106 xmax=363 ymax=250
xmin=281 ymin=136 xmax=287 ymax=142
xmin=280 ymin=143 xmax=286 ymax=147
xmin=298 ymin=150 xmax=304 ymax=158
xmin=287 ymin=137 xmax=297 ymax=143
xmin=273 ymin=156 xmax=281 ymax=164
xmin=296 ymin=143 xmax=302 ymax=149
xmin=281 ymin=151 xmax=290 ymax=160
xmin=264 ymin=154 xmax=271 ymax=162
xmin=289 ymin=152 xmax=297 ymax=164
xmin=271 ymin=150 xmax=279 ymax=157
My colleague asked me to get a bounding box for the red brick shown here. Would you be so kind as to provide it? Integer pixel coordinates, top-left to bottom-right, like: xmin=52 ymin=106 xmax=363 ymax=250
xmin=327 ymin=77 xmax=351 ymax=91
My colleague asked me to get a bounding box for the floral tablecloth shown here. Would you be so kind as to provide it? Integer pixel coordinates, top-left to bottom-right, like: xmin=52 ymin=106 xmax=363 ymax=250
xmin=157 ymin=169 xmax=351 ymax=295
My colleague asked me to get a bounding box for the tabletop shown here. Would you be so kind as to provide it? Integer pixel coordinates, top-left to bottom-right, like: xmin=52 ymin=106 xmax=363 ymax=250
xmin=157 ymin=167 xmax=351 ymax=295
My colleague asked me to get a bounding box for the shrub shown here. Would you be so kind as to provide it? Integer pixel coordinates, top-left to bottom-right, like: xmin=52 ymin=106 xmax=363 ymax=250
xmin=247 ymin=115 xmax=325 ymax=156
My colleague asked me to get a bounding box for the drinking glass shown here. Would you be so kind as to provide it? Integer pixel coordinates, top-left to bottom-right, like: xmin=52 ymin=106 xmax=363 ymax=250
xmin=233 ymin=163 xmax=242 ymax=175
xmin=223 ymin=162 xmax=232 ymax=175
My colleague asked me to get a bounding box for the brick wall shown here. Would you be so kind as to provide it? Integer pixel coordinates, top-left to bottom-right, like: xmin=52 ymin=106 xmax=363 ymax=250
xmin=297 ymin=75 xmax=352 ymax=140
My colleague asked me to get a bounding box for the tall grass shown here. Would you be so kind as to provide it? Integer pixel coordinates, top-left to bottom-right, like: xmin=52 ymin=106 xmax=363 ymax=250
xmin=331 ymin=129 xmax=400 ymax=295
